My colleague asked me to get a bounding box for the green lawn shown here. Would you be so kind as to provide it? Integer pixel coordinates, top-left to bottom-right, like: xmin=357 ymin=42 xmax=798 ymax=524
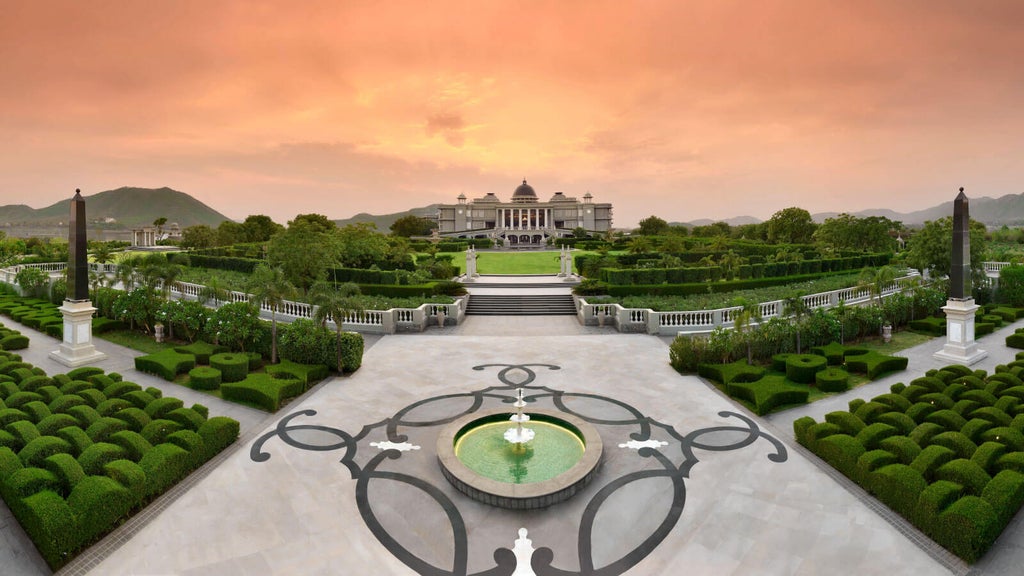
xmin=97 ymin=329 xmax=177 ymax=354
xmin=435 ymin=251 xmax=567 ymax=274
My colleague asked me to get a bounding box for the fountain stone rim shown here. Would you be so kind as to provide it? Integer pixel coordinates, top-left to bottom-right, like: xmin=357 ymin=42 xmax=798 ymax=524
xmin=436 ymin=407 xmax=604 ymax=510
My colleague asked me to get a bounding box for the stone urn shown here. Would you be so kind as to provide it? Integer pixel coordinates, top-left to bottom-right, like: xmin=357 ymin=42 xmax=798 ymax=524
xmin=437 ymin=310 xmax=447 ymax=327
xmin=882 ymin=324 xmax=892 ymax=344
xmin=596 ymin=309 xmax=606 ymax=328
xmin=154 ymin=323 xmax=165 ymax=343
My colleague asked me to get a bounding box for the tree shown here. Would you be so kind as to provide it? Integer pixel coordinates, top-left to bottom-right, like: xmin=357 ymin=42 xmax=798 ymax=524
xmin=857 ymin=265 xmax=898 ymax=307
xmin=15 ymin=267 xmax=49 ymax=298
xmin=389 ymin=215 xmax=436 ymax=237
xmin=813 ymin=214 xmax=898 ymax=253
xmin=690 ymin=221 xmax=732 ymax=238
xmin=215 ymin=220 xmax=245 ymax=247
xmin=336 ymin=222 xmax=390 ymax=269
xmin=636 ymin=215 xmax=670 ymax=236
xmin=572 ymin=227 xmax=589 ymax=239
xmin=659 ymin=235 xmax=686 ymax=254
xmin=782 ymin=293 xmax=810 ymax=353
xmin=158 ymin=264 xmax=183 ymax=301
xmin=718 ymin=250 xmax=744 ymax=280
xmin=267 ymin=218 xmax=339 ymax=293
xmin=290 ymin=213 xmax=336 ymax=234
xmin=198 ymin=276 xmax=229 ymax=307
xmin=730 ymin=297 xmax=762 ymax=364
xmin=240 ymin=214 xmax=284 ymax=243
xmin=114 ymin=260 xmax=136 ymax=291
xmin=627 ymin=236 xmax=652 ymax=254
xmin=248 ymin=264 xmax=297 ymax=364
xmin=904 ymin=217 xmax=987 ymax=293
xmin=766 ymin=207 xmax=816 ymax=244
xmin=153 ymin=217 xmax=168 ymax=237
xmin=311 ymin=281 xmax=363 ymax=372
xmin=180 ymin=225 xmax=217 ymax=249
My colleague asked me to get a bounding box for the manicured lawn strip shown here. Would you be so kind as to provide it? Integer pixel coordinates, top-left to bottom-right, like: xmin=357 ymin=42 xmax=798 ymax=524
xmin=0 ymin=360 xmax=239 ymax=569
xmin=98 ymin=330 xmax=176 ymax=355
xmin=794 ymin=365 xmax=1024 ymax=562
xmin=433 ymin=250 xmax=563 ymax=275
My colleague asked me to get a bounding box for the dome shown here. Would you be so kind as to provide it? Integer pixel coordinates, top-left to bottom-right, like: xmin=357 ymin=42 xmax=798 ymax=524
xmin=512 ymin=179 xmax=538 ymax=203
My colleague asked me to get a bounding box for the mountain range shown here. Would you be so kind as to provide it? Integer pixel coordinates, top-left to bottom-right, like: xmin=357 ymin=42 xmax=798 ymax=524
xmin=4 ymin=187 xmax=1023 ymax=232
xmin=678 ymin=193 xmax=1024 ymax=228
xmin=0 ymin=187 xmax=230 ymax=228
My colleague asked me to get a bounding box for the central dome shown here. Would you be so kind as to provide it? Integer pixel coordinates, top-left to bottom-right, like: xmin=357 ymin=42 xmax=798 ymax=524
xmin=512 ymin=179 xmax=538 ymax=203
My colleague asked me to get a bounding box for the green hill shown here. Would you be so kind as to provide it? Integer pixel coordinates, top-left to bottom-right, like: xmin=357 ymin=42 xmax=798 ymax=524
xmin=0 ymin=187 xmax=230 ymax=228
xmin=332 ymin=205 xmax=439 ymax=231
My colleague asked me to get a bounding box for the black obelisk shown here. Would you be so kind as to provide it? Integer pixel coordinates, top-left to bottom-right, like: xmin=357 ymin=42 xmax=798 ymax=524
xmin=950 ymin=187 xmax=970 ymax=300
xmin=68 ymin=189 xmax=89 ymax=301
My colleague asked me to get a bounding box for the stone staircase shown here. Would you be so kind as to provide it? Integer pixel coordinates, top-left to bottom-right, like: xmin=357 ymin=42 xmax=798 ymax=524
xmin=465 ymin=294 xmax=578 ymax=316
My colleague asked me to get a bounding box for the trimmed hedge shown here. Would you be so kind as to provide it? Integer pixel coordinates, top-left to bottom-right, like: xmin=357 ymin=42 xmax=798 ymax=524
xmin=726 ymin=375 xmax=809 ymax=416
xmin=188 ymin=366 xmax=222 ymax=391
xmin=134 ymin=349 xmax=196 ymax=381
xmin=796 ymin=362 xmax=1024 ymax=562
xmin=0 ymin=360 xmax=239 ymax=569
xmin=221 ymin=373 xmax=303 ymax=411
xmin=209 ymin=353 xmax=249 ymax=383
xmin=785 ymin=354 xmax=826 ymax=384
xmin=174 ymin=341 xmax=227 ymax=365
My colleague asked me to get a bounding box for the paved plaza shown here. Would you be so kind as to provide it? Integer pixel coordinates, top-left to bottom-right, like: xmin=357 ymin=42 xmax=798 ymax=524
xmin=4 ymin=313 xmax=1024 ymax=574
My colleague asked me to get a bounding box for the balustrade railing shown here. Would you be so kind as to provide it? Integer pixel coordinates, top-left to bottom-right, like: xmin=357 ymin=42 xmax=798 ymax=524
xmin=0 ymin=261 xmax=462 ymax=335
xmin=579 ymin=272 xmax=925 ymax=336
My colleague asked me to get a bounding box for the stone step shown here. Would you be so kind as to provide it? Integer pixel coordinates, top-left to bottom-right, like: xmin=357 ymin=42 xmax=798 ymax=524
xmin=466 ymin=295 xmax=577 ymax=316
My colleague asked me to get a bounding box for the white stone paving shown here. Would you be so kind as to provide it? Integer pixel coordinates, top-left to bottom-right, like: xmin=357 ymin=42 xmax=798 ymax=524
xmin=87 ymin=334 xmax=951 ymax=575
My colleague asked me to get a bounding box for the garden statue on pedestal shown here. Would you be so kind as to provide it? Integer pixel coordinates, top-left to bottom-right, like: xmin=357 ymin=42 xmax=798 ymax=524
xmin=50 ymin=189 xmax=107 ymax=367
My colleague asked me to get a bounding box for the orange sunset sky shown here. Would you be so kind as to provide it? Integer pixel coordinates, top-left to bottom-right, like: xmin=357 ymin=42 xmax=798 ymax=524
xmin=1 ymin=1 xmax=1023 ymax=228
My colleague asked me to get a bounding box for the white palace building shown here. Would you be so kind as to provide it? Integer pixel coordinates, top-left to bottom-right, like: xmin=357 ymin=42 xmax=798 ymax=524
xmin=436 ymin=180 xmax=613 ymax=247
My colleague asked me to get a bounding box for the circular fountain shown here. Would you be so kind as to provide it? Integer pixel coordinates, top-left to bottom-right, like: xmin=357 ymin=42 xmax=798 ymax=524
xmin=437 ymin=388 xmax=603 ymax=510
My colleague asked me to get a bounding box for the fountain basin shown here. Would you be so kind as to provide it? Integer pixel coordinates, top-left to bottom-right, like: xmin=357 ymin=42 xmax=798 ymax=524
xmin=437 ymin=408 xmax=603 ymax=510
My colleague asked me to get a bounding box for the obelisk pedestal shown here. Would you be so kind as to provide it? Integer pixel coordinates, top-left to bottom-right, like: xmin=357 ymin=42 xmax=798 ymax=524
xmin=934 ymin=188 xmax=986 ymax=365
xmin=50 ymin=189 xmax=106 ymax=367
xmin=934 ymin=298 xmax=987 ymax=365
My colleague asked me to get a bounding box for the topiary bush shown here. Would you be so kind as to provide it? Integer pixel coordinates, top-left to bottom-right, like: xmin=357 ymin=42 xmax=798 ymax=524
xmin=188 ymin=366 xmax=222 ymax=391
xmin=795 ymin=362 xmax=1024 ymax=562
xmin=784 ymin=354 xmax=826 ymax=384
xmin=209 ymin=353 xmax=249 ymax=383
xmin=134 ymin=350 xmax=196 ymax=381
xmin=0 ymin=360 xmax=240 ymax=570
xmin=221 ymin=373 xmax=303 ymax=411
xmin=174 ymin=341 xmax=228 ymax=365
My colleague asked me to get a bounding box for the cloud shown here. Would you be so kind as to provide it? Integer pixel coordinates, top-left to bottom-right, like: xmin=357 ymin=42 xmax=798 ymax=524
xmin=425 ymin=113 xmax=467 ymax=147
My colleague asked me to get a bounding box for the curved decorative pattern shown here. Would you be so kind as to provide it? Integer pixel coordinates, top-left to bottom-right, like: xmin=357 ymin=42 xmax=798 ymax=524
xmin=251 ymin=363 xmax=788 ymax=576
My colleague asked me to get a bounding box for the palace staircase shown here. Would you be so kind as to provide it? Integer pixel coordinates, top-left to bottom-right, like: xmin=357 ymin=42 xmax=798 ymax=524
xmin=463 ymin=275 xmax=578 ymax=316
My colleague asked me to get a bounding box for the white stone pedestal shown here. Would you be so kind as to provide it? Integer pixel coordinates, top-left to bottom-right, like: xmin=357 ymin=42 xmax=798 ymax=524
xmin=934 ymin=298 xmax=988 ymax=365
xmin=49 ymin=300 xmax=107 ymax=367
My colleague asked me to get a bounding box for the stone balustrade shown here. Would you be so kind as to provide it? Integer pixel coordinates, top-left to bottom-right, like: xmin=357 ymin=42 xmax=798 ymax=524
xmin=577 ymin=272 xmax=923 ymax=336
xmin=0 ymin=261 xmax=464 ymax=335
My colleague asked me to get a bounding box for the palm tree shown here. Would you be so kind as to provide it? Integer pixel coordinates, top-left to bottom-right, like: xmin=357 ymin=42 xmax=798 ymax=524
xmin=719 ymin=250 xmax=744 ymax=280
xmin=731 ymin=297 xmax=763 ymax=365
xmin=248 ymin=264 xmax=296 ymax=365
xmin=858 ymin=265 xmax=898 ymax=307
xmin=199 ymin=277 xmax=228 ymax=307
xmin=159 ymin=264 xmax=183 ymax=301
xmin=627 ymin=236 xmax=652 ymax=255
xmin=782 ymin=293 xmax=810 ymax=353
xmin=114 ymin=261 xmax=136 ymax=291
xmin=311 ymin=281 xmax=363 ymax=373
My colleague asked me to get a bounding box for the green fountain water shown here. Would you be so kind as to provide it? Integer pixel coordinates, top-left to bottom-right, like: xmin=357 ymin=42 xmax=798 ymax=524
xmin=454 ymin=419 xmax=585 ymax=484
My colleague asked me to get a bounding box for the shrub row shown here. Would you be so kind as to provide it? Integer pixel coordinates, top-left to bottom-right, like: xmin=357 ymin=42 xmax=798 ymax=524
xmin=0 ymin=360 xmax=239 ymax=569
xmin=795 ymin=364 xmax=1024 ymax=562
